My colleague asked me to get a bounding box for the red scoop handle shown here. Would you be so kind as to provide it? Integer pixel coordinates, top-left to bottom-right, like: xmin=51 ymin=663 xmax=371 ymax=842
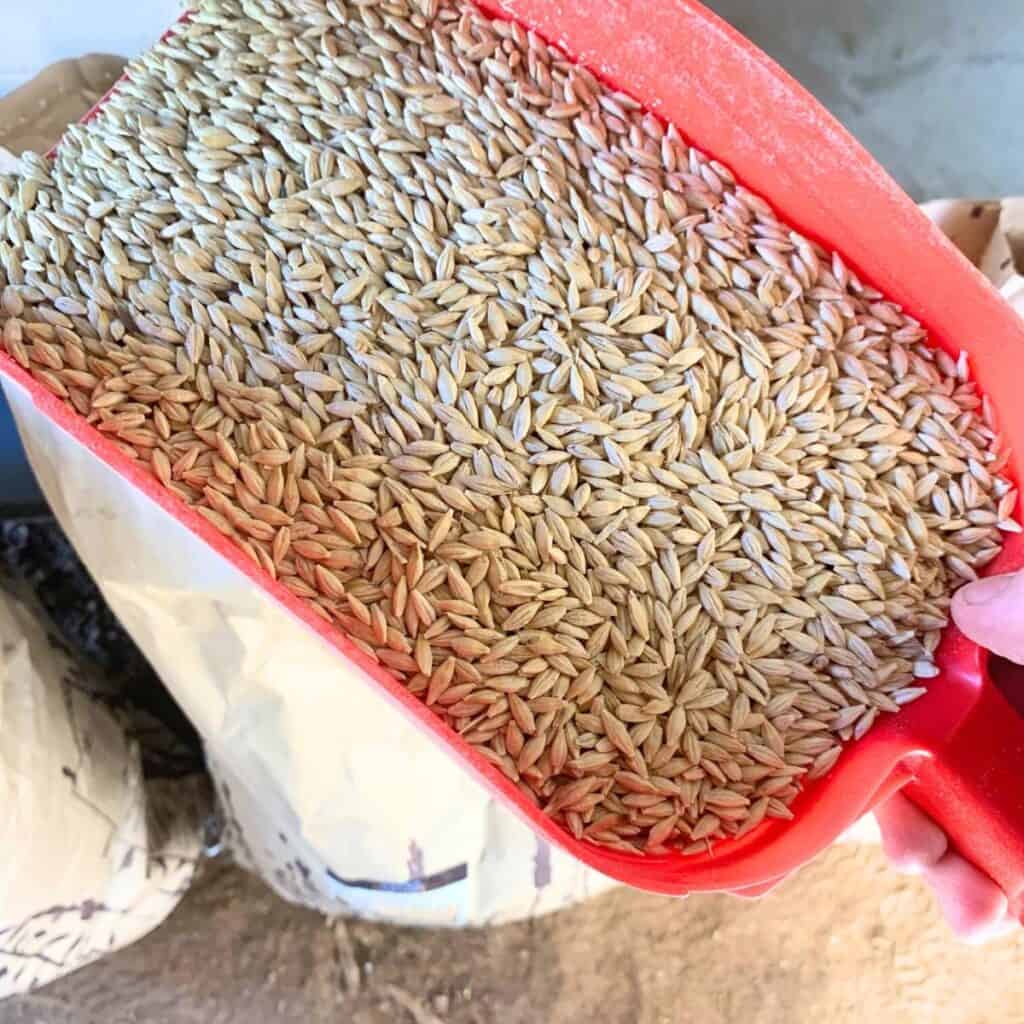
xmin=734 ymin=643 xmax=1024 ymax=913
xmin=903 ymin=654 xmax=1024 ymax=923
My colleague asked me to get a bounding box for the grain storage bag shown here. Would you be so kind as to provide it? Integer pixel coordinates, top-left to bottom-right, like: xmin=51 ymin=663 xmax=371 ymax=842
xmin=0 ymin=579 xmax=207 ymax=998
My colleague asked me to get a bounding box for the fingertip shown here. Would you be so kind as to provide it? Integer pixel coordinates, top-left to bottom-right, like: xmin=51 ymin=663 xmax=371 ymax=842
xmin=925 ymin=851 xmax=1009 ymax=942
xmin=874 ymin=792 xmax=948 ymax=875
xmin=952 ymin=572 xmax=1024 ymax=663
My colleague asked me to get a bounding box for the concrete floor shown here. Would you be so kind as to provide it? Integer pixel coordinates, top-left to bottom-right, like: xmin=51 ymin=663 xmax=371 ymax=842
xmin=1 ymin=1 xmax=1023 ymax=1021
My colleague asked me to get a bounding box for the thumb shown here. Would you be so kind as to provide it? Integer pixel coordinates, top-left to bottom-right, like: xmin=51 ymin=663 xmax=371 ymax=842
xmin=951 ymin=570 xmax=1024 ymax=664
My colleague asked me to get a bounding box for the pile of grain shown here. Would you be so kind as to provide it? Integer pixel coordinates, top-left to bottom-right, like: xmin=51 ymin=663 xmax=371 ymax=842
xmin=0 ymin=0 xmax=1016 ymax=853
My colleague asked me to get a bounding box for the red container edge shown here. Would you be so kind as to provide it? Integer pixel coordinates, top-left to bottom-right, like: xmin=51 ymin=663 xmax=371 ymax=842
xmin=2 ymin=0 xmax=1024 ymax=902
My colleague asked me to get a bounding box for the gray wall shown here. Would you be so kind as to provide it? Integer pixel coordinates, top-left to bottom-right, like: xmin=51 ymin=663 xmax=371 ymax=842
xmin=705 ymin=0 xmax=1023 ymax=200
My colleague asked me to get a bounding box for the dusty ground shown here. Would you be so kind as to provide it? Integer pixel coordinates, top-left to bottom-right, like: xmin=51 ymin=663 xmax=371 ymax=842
xmin=4 ymin=845 xmax=1022 ymax=1024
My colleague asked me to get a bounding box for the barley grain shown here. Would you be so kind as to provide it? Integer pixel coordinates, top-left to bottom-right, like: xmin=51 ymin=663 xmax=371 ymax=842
xmin=0 ymin=0 xmax=1013 ymax=855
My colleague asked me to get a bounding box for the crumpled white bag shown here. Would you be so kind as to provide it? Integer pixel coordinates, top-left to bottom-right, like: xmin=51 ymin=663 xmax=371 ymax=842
xmin=0 ymin=582 xmax=206 ymax=997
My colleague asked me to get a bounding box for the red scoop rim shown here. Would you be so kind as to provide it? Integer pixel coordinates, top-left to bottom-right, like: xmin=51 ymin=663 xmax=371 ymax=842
xmin=2 ymin=0 xmax=1024 ymax=896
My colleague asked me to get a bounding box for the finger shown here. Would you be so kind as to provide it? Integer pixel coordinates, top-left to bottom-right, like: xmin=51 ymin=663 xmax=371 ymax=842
xmin=924 ymin=850 xmax=1009 ymax=943
xmin=875 ymin=794 xmax=1018 ymax=943
xmin=952 ymin=570 xmax=1024 ymax=664
xmin=874 ymin=792 xmax=947 ymax=874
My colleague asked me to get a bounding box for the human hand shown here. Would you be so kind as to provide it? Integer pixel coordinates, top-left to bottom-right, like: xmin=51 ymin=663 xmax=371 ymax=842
xmin=874 ymin=570 xmax=1024 ymax=943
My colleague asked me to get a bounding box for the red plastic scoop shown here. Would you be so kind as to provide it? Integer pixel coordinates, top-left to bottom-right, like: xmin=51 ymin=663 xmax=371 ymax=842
xmin=3 ymin=0 xmax=1024 ymax=910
